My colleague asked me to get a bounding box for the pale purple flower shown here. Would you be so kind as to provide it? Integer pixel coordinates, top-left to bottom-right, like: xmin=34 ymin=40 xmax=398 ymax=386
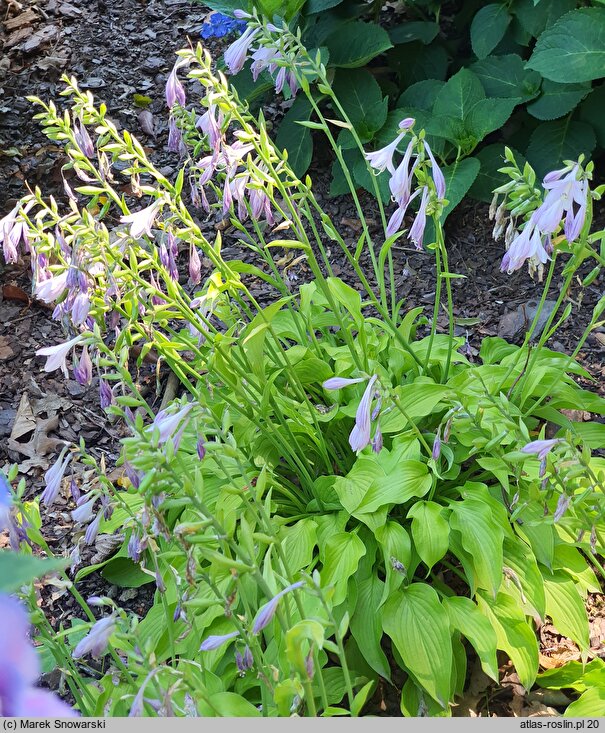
xmin=424 ymin=141 xmax=446 ymax=199
xmin=127 ymin=531 xmax=146 ymax=562
xmin=501 ymin=220 xmax=549 ymax=274
xmin=36 ymin=334 xmax=84 ymax=378
xmin=196 ymin=437 xmax=206 ymax=460
xmin=72 ymin=615 xmax=116 ymax=658
xmin=165 ymin=64 xmax=186 ymax=109
xmin=385 ymin=206 xmax=406 ymax=239
xmin=72 ymin=497 xmax=97 ymax=524
xmin=99 ymin=379 xmax=114 ymax=409
xmin=73 ymin=119 xmax=95 ymax=158
xmin=196 ymin=104 xmax=223 ymax=150
xmin=147 ymin=403 xmax=193 ymax=445
xmin=365 ymin=130 xmax=408 ymax=175
xmin=73 ymin=345 xmax=93 ymax=386
xmin=533 ymin=163 xmax=588 ymax=243
xmin=554 ymin=494 xmax=571 ymax=522
xmin=189 ymin=244 xmax=201 ymax=285
xmin=120 ymin=200 xmax=163 ymax=239
xmin=253 ymin=581 xmax=305 ymax=634
xmin=199 ymin=630 xmax=240 ymax=651
xmin=371 ymin=425 xmax=383 ymax=454
xmin=233 ymin=9 xmax=251 ymax=18
xmin=0 ymin=472 xmax=12 ymax=531
xmin=224 ymin=26 xmax=259 ymax=74
xmin=521 ymin=438 xmax=562 ymax=460
xmin=70 ymin=291 xmax=90 ymax=327
xmin=235 ymin=646 xmax=254 ymax=674
xmin=389 ymin=140 xmax=416 ymax=206
xmin=84 ymin=512 xmax=102 ymax=545
xmin=322 ymin=376 xmax=366 ymax=390
xmin=349 ymin=374 xmax=379 ymax=452
xmin=0 ymin=595 xmax=78 ymax=717
xmin=432 ymin=428 xmax=441 ymax=461
xmin=41 ymin=447 xmax=72 ymax=507
xmin=35 ymin=270 xmax=69 ymax=303
xmin=167 ymin=116 xmax=182 ymax=153
xmin=408 ymin=186 xmax=429 ymax=250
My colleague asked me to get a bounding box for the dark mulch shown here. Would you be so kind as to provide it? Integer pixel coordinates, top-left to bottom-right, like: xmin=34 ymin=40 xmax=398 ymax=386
xmin=1 ymin=0 xmax=605 ymax=718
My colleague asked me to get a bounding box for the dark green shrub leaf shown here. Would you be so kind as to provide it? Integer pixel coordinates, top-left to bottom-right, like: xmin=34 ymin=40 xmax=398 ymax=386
xmin=471 ymin=54 xmax=541 ymax=100
xmin=433 ymin=69 xmax=485 ymax=121
xmin=466 ymin=97 xmax=519 ymax=142
xmin=527 ymin=8 xmax=605 ymax=83
xmin=440 ymin=157 xmax=481 ymax=220
xmin=471 ymin=4 xmax=512 ymax=59
xmin=275 ymin=96 xmax=314 ymax=177
xmin=389 ymin=21 xmax=439 ymax=45
xmin=526 ymin=119 xmax=596 ymax=179
xmin=527 ymin=80 xmax=592 ymax=121
xmin=579 ymin=84 xmax=605 ymax=147
xmin=332 ymin=68 xmax=388 ymax=139
xmin=388 ymin=43 xmax=449 ymax=86
xmin=512 ymin=0 xmax=576 ymax=38
xmin=305 ymin=0 xmax=343 ymax=12
xmin=397 ymin=80 xmax=446 ymax=111
xmin=325 ymin=21 xmax=392 ymax=68
xmin=383 ymin=584 xmax=453 ymax=707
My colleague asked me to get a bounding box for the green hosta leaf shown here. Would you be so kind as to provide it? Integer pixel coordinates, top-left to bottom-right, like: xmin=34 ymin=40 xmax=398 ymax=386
xmin=101 ymin=557 xmax=154 ymax=588
xmin=527 ymin=8 xmax=605 ymax=83
xmin=543 ymin=570 xmax=590 ymax=652
xmin=445 ymin=597 xmax=499 ymax=681
xmin=469 ymin=144 xmax=525 ymax=202
xmin=407 ymin=501 xmax=449 ymax=571
xmin=400 ymin=679 xmax=451 ymax=717
xmin=389 ymin=21 xmax=439 ymax=45
xmin=449 ymin=493 xmax=504 ymax=597
xmin=354 ymin=460 xmax=432 ymax=513
xmin=198 ymin=692 xmax=261 ymax=717
xmin=565 ymin=687 xmax=605 ymax=717
xmin=350 ymin=573 xmax=391 ymax=680
xmin=375 ymin=521 xmax=412 ymax=601
xmin=471 ymin=54 xmax=541 ymax=100
xmin=0 ymin=551 xmax=67 ymax=593
xmin=433 ymin=69 xmax=485 ymax=121
xmin=466 ymin=98 xmax=519 ymax=142
xmin=332 ymin=68 xmax=388 ymax=140
xmin=383 ymin=584 xmax=453 ymax=707
xmin=502 ymin=535 xmax=545 ymax=619
xmin=275 ymin=96 xmax=314 ymax=178
xmin=380 ymin=382 xmax=449 ymax=433
xmin=325 ymin=21 xmax=392 ymax=68
xmin=526 ymin=119 xmax=596 ymax=179
xmin=471 ymin=4 xmax=512 ymax=59
xmin=560 ymin=421 xmax=605 ymax=449
xmin=279 ymin=518 xmax=317 ymax=574
xmin=537 ymin=659 xmax=604 ymax=692
xmin=512 ymin=0 xmax=576 ymax=38
xmin=477 ymin=589 xmax=539 ymax=690
xmin=579 ymin=85 xmax=605 ymax=147
xmin=306 ymin=0 xmax=343 ymax=12
xmin=397 ymin=80 xmax=446 ymax=111
xmin=527 ymin=80 xmax=592 ymax=121
xmin=319 ymin=532 xmax=366 ymax=605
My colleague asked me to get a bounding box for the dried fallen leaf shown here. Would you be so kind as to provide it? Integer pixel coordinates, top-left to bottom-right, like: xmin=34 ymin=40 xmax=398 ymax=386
xmin=3 ymin=283 xmax=29 ymax=303
xmin=0 ymin=335 xmax=14 ymax=360
xmin=137 ymin=109 xmax=155 ymax=137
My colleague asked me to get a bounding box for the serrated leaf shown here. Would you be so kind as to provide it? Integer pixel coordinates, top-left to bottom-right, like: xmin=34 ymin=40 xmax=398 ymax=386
xmin=527 ymin=8 xmax=605 ymax=83
xmin=579 ymin=85 xmax=605 ymax=147
xmin=397 ymin=79 xmax=446 ymax=111
xmin=445 ymin=596 xmax=499 ymax=680
xmin=388 ymin=42 xmax=449 ymax=87
xmin=471 ymin=4 xmax=512 ymax=59
xmin=471 ymin=54 xmax=541 ymax=101
xmin=526 ymin=119 xmax=596 ymax=179
xmin=527 ymin=80 xmax=592 ymax=121
xmin=332 ymin=68 xmax=388 ymax=139
xmin=325 ymin=21 xmax=392 ymax=68
xmin=433 ymin=69 xmax=485 ymax=120
xmin=466 ymin=97 xmax=519 ymax=141
xmin=513 ymin=0 xmax=576 ymax=37
xmin=440 ymin=157 xmax=481 ymax=220
xmin=383 ymin=584 xmax=453 ymax=706
xmin=408 ymin=501 xmax=449 ymax=571
xmin=389 ymin=21 xmax=439 ymax=45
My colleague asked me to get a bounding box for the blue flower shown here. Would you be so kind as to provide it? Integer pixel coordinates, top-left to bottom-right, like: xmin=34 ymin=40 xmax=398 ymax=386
xmin=200 ymin=13 xmax=247 ymax=40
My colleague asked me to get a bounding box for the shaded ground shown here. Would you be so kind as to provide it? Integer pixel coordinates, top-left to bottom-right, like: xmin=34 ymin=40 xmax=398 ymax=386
xmin=1 ymin=0 xmax=605 ymax=718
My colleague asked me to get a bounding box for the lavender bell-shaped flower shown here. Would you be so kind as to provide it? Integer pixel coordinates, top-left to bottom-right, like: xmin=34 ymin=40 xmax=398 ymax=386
xmin=521 ymin=438 xmax=563 ymax=461
xmin=165 ymin=63 xmax=186 ymax=109
xmin=73 ymin=119 xmax=95 ymax=158
xmin=73 ymin=345 xmax=93 ymax=386
xmin=35 ymin=270 xmax=69 ymax=303
xmin=224 ymin=26 xmax=259 ymax=75
xmin=148 ymin=403 xmax=193 ymax=445
xmin=0 ymin=471 xmax=12 ymax=531
xmin=199 ymin=630 xmax=240 ymax=651
xmin=252 ymin=581 xmax=305 ymax=634
xmin=99 ymin=379 xmax=114 ymax=409
xmin=72 ymin=615 xmax=116 ymax=658
xmin=37 ymin=335 xmax=85 ymax=379
xmin=322 ymin=376 xmax=366 ymax=390
xmin=41 ymin=447 xmax=72 ymax=507
xmin=189 ymin=244 xmax=201 ymax=285
xmin=408 ymin=186 xmax=429 ymax=250
xmin=348 ymin=375 xmax=378 ymax=452
xmin=120 ymin=199 xmax=163 ymax=239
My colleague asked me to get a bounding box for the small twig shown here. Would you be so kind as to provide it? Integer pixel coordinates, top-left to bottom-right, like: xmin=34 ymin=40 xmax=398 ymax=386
xmin=159 ymin=371 xmax=180 ymax=411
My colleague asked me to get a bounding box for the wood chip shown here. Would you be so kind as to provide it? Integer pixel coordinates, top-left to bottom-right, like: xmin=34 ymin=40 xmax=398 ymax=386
xmin=4 ymin=8 xmax=37 ymax=31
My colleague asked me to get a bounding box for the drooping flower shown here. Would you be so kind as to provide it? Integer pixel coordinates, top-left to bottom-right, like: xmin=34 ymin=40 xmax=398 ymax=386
xmin=72 ymin=615 xmax=116 ymax=658
xmin=533 ymin=163 xmax=588 ymax=243
xmin=349 ymin=375 xmax=379 ymax=452
xmin=84 ymin=512 xmax=102 ymax=545
xmin=423 ymin=141 xmax=446 ymax=199
xmin=371 ymin=425 xmax=383 ymax=454
xmin=71 ymin=496 xmax=97 ymax=524
xmin=199 ymin=630 xmax=240 ymax=651
xmin=73 ymin=344 xmax=92 ymax=386
xmin=253 ymin=581 xmax=305 ymax=634
xmin=41 ymin=447 xmax=72 ymax=507
xmin=147 ymin=403 xmax=193 ymax=445
xmin=0 ymin=594 xmax=78 ymax=717
xmin=364 ymin=129 xmax=408 ymax=175
xmin=521 ymin=438 xmax=563 ymax=461
xmin=120 ymin=199 xmax=163 ymax=239
xmin=36 ymin=334 xmax=84 ymax=378
xmin=224 ymin=26 xmax=259 ymax=74
xmin=34 ymin=270 xmax=69 ymax=304
xmin=165 ymin=64 xmax=186 ymax=109
xmin=432 ymin=427 xmax=441 ymax=461
xmin=408 ymin=186 xmax=429 ymax=250
xmin=196 ymin=437 xmax=206 ymax=460
xmin=322 ymin=376 xmax=366 ymax=390
xmin=500 ymin=219 xmax=549 ymax=274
